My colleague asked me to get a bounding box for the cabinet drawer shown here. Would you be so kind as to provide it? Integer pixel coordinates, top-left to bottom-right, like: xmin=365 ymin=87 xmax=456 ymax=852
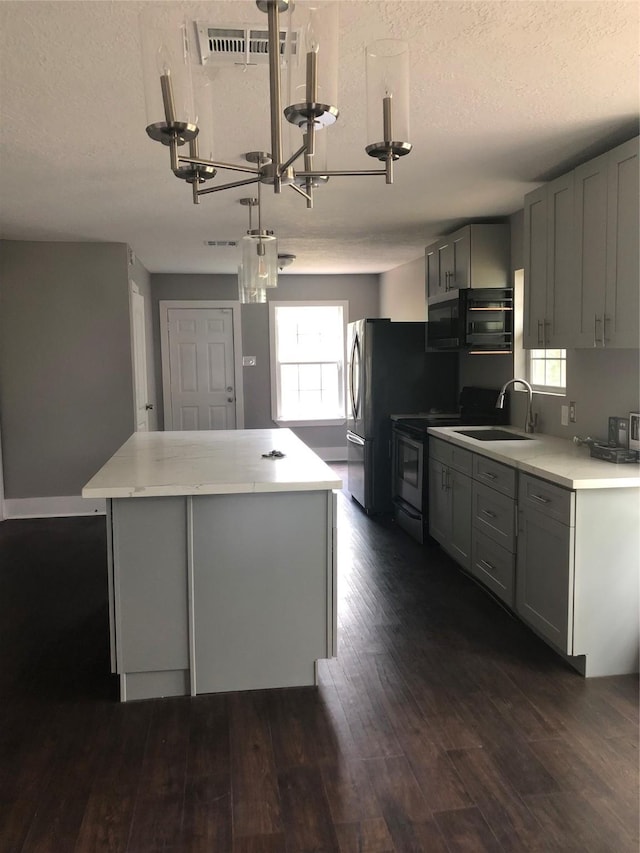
xmin=472 ymin=482 xmax=516 ymax=552
xmin=470 ymin=529 xmax=515 ymax=608
xmin=519 ymin=474 xmax=574 ymax=525
xmin=473 ymin=455 xmax=516 ymax=498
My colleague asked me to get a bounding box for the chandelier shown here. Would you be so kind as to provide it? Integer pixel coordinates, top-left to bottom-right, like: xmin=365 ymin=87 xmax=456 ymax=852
xmin=141 ymin=1 xmax=411 ymax=278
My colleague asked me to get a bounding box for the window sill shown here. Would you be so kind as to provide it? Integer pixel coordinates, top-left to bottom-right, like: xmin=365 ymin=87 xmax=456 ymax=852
xmin=530 ymin=388 xmax=566 ymax=397
xmin=274 ymin=418 xmax=347 ymax=428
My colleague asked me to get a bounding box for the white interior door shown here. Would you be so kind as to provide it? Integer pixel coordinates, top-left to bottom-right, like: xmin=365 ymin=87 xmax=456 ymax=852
xmin=165 ymin=307 xmax=237 ymax=430
xmin=130 ymin=286 xmax=150 ymax=432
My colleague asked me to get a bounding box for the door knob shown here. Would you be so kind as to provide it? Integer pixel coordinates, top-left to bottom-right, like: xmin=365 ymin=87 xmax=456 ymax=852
xmin=227 ymin=397 xmax=234 ymax=403
xmin=226 ymin=386 xmax=233 ymax=392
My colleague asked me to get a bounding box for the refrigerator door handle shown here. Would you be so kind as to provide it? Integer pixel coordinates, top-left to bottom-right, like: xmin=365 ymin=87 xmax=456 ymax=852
xmin=350 ymin=333 xmax=361 ymax=421
xmin=346 ymin=431 xmax=365 ymax=446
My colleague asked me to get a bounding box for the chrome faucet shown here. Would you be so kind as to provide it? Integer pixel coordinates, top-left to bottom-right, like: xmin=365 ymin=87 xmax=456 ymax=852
xmin=496 ymin=378 xmax=536 ymax=434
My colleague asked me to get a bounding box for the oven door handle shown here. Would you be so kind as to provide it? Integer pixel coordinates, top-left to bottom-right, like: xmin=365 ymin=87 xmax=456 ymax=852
xmin=393 ymin=498 xmax=422 ymax=521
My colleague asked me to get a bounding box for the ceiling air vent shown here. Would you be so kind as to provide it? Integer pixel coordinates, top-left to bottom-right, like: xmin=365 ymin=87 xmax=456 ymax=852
xmin=194 ymin=22 xmax=298 ymax=67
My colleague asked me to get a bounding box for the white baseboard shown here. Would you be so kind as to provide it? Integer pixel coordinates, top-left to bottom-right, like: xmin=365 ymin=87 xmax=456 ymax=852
xmin=313 ymin=446 xmax=347 ymax=462
xmin=4 ymin=495 xmax=106 ymax=519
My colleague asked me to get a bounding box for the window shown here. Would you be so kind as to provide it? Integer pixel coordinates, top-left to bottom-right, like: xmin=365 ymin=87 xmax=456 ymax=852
xmin=269 ymin=301 xmax=348 ymax=424
xmin=528 ymin=348 xmax=567 ymax=394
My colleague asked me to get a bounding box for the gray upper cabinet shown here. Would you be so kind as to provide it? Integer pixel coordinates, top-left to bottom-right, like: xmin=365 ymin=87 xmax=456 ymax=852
xmin=523 ymin=185 xmax=547 ymax=349
xmin=524 ymin=172 xmax=576 ymax=349
xmin=605 ymin=138 xmax=639 ymax=348
xmin=425 ymin=224 xmax=510 ymax=303
xmin=524 ymin=136 xmax=639 ymax=349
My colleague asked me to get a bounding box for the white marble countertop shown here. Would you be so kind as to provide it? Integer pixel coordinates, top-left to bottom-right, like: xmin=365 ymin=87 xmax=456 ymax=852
xmin=82 ymin=429 xmax=342 ymax=498
xmin=428 ymin=426 xmax=640 ymax=490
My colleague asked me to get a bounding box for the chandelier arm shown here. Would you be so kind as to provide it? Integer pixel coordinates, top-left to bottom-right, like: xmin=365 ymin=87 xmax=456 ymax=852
xmin=289 ymin=182 xmax=312 ymax=202
xmin=177 ymin=156 xmax=260 ymax=175
xmin=196 ymin=176 xmax=261 ymax=197
xmin=297 ymin=169 xmax=388 ymax=177
xmin=279 ymin=142 xmax=308 ymax=174
xmin=267 ymin=0 xmax=283 ymax=192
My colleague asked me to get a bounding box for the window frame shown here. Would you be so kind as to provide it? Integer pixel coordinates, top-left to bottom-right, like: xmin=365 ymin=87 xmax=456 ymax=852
xmin=527 ymin=347 xmax=567 ymax=396
xmin=269 ymin=300 xmax=349 ymax=427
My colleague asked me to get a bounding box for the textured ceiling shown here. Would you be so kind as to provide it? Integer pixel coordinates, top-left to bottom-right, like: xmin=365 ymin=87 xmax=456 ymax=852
xmin=0 ymin=1 xmax=638 ymax=275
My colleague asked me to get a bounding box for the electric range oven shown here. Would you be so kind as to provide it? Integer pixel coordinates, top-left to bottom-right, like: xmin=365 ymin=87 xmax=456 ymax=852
xmin=391 ymin=387 xmax=509 ymax=544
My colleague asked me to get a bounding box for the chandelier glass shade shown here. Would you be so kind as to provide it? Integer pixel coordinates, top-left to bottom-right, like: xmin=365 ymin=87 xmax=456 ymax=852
xmin=141 ymin=1 xmax=412 ymax=213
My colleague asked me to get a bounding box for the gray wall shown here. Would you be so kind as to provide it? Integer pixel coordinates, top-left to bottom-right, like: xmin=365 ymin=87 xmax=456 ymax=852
xmin=0 ymin=241 xmax=135 ymax=498
xmin=150 ymin=272 xmax=380 ymax=452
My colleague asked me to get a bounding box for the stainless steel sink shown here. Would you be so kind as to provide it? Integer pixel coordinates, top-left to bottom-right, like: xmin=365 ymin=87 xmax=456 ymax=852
xmin=454 ymin=429 xmax=532 ymax=441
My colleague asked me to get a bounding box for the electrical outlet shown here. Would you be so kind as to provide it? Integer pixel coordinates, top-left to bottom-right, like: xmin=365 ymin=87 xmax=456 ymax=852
xmin=561 ymin=405 xmax=569 ymax=426
xmin=569 ymin=401 xmax=576 ymax=423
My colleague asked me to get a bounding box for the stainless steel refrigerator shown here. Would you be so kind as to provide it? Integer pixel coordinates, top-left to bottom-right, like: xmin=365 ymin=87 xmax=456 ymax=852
xmin=346 ymin=318 xmax=458 ymax=514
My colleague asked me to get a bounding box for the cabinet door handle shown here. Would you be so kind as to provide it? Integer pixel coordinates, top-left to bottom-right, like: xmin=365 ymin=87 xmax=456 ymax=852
xmin=482 ymin=509 xmax=497 ymax=519
xmin=479 ymin=558 xmax=496 ymax=572
xmin=537 ymin=320 xmax=543 ymax=347
xmin=482 ymin=471 xmax=497 ymax=480
xmin=531 ymin=493 xmax=550 ymax=504
xmin=594 ymin=315 xmax=603 ymax=347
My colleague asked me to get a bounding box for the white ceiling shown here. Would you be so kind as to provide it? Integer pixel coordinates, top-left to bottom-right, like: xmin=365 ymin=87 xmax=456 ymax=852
xmin=0 ymin=1 xmax=638 ymax=275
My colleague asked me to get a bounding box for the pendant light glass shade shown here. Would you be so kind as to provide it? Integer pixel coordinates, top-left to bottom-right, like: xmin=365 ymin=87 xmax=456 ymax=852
xmin=238 ymin=266 xmax=267 ymax=304
xmin=140 ymin=10 xmax=196 ymax=143
xmin=240 ymin=233 xmax=278 ymax=290
xmin=365 ymin=39 xmax=410 ymax=157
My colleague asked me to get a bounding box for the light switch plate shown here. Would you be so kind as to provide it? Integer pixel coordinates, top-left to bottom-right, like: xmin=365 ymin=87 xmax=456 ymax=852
xmin=242 ymin=355 xmax=257 ymax=366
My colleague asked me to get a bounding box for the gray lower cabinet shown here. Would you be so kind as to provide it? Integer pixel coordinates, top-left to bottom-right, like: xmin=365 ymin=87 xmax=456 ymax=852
xmin=429 ymin=438 xmax=639 ymax=676
xmin=108 ymin=489 xmax=337 ymax=701
xmin=469 ymin=455 xmax=517 ymax=607
xmin=516 ymin=473 xmax=639 ymax=676
xmin=516 ymin=490 xmax=574 ymax=652
xmin=429 ymin=439 xmax=473 ymax=569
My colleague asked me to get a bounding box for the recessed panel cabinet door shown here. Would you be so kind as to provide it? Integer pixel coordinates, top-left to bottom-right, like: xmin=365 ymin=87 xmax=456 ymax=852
xmin=516 ymin=506 xmax=575 ymax=654
xmin=428 ymin=457 xmax=450 ymax=544
xmin=523 ymin=185 xmax=548 ymax=349
xmin=605 ymin=138 xmax=639 ymax=347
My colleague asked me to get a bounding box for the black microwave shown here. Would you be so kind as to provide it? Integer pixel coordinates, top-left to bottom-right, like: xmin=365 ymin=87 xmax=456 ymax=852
xmin=426 ymin=288 xmax=513 ymax=353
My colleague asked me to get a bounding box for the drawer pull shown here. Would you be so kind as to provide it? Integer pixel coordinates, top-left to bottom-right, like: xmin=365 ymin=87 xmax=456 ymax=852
xmin=531 ymin=493 xmax=550 ymax=504
xmin=482 ymin=509 xmax=497 ymax=519
xmin=482 ymin=471 xmax=497 ymax=480
xmin=479 ymin=558 xmax=496 ymax=571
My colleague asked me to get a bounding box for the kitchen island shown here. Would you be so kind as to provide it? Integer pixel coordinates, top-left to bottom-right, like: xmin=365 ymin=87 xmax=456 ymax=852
xmin=82 ymin=429 xmax=341 ymax=702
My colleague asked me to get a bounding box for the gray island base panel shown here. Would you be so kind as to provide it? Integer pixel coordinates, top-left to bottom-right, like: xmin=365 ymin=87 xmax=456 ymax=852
xmin=110 ymin=490 xmax=337 ymax=702
xmin=85 ymin=429 xmax=341 ymax=702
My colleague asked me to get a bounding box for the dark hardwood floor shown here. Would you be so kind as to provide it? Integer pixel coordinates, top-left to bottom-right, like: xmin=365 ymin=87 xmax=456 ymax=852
xmin=1 ymin=465 xmax=638 ymax=852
